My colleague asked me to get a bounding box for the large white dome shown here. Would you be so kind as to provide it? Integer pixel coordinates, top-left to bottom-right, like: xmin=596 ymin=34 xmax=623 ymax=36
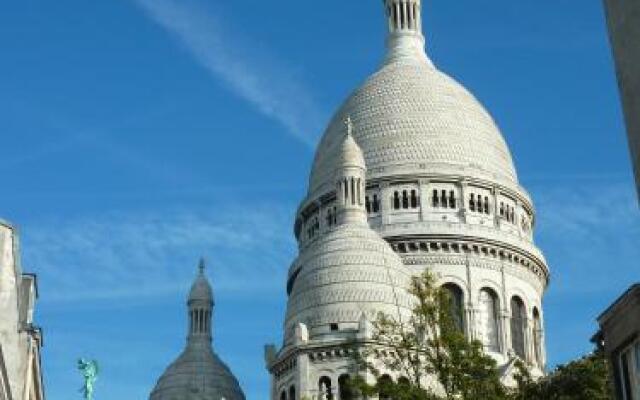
xmin=309 ymin=57 xmax=518 ymax=196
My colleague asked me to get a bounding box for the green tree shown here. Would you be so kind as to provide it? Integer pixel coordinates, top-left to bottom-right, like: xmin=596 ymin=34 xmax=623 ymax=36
xmin=351 ymin=271 xmax=506 ymax=400
xmin=511 ymin=351 xmax=613 ymax=400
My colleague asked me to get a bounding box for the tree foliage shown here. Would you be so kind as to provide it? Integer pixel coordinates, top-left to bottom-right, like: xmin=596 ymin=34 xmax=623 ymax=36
xmin=349 ymin=271 xmax=613 ymax=400
xmin=512 ymin=352 xmax=613 ymax=400
xmin=352 ymin=271 xmax=505 ymax=400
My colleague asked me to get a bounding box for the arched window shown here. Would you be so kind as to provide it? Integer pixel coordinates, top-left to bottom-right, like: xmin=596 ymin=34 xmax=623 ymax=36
xmin=398 ymin=376 xmax=410 ymax=387
xmin=432 ymin=189 xmax=439 ymax=207
xmin=338 ymin=374 xmax=354 ymax=400
xmin=378 ymin=375 xmax=393 ymax=400
xmin=280 ymin=390 xmax=287 ymax=400
xmin=365 ymin=196 xmax=371 ymax=213
xmin=319 ymin=376 xmax=333 ymax=400
xmin=373 ymin=194 xmax=380 ymax=213
xmin=533 ymin=308 xmax=543 ymax=367
xmin=410 ymin=190 xmax=418 ymax=208
xmin=449 ymin=190 xmax=456 ymax=208
xmin=511 ymin=296 xmax=527 ymax=359
xmin=289 ymin=385 xmax=296 ymax=400
xmin=402 ymin=190 xmax=409 ymax=209
xmin=484 ymin=196 xmax=490 ymax=214
xmin=442 ymin=283 xmax=465 ymax=333
xmin=469 ymin=194 xmax=476 ymax=211
xmin=479 ymin=288 xmax=500 ymax=352
xmin=441 ymin=190 xmax=448 ymax=208
xmin=393 ymin=192 xmax=401 ymax=210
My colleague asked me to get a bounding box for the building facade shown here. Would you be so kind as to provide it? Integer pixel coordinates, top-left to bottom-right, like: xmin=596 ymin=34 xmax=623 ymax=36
xmin=266 ymin=1 xmax=551 ymax=399
xmin=0 ymin=221 xmax=45 ymax=400
xmin=149 ymin=260 xmax=245 ymax=400
xmin=595 ymin=285 xmax=640 ymax=400
xmin=603 ymin=0 xmax=640 ymax=200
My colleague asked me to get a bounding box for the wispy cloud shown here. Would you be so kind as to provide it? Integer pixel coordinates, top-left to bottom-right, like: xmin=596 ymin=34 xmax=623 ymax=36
xmin=21 ymin=205 xmax=296 ymax=303
xmin=132 ymin=0 xmax=324 ymax=147
xmin=532 ymin=178 xmax=639 ymax=296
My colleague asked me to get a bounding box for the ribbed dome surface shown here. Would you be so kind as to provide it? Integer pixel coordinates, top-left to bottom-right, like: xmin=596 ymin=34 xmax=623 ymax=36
xmin=149 ymin=342 xmax=245 ymax=400
xmin=285 ymin=224 xmax=413 ymax=342
xmin=309 ymin=58 xmax=518 ymax=195
xmin=189 ymin=273 xmax=213 ymax=304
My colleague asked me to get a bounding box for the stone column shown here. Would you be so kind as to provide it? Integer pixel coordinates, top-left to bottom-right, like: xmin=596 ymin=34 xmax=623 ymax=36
xmin=500 ymin=264 xmax=510 ymax=357
xmin=515 ymin=199 xmax=523 ymax=238
xmin=380 ymin=182 xmax=392 ymax=226
xmin=460 ymin=181 xmax=468 ymax=223
xmin=465 ymin=257 xmax=477 ymax=341
xmin=418 ymin=179 xmax=430 ymax=221
xmin=493 ymin=187 xmax=500 ymax=228
xmin=297 ymin=352 xmax=311 ymax=399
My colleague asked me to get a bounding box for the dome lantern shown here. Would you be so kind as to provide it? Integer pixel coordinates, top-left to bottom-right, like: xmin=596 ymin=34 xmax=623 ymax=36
xmin=187 ymin=258 xmax=214 ymax=342
xmin=383 ymin=0 xmax=432 ymax=65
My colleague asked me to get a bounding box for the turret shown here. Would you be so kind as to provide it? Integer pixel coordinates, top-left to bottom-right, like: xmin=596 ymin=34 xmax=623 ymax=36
xmin=187 ymin=258 xmax=214 ymax=342
xmin=335 ymin=117 xmax=368 ymax=226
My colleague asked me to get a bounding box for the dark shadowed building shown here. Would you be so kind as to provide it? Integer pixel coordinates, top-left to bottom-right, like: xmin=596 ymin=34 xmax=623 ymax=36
xmin=595 ymin=284 xmax=640 ymax=400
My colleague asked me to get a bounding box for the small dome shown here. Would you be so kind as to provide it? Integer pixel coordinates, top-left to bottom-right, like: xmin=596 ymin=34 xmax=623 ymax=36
xmin=149 ymin=342 xmax=245 ymax=400
xmin=308 ymin=57 xmax=518 ymax=196
xmin=336 ymin=118 xmax=366 ymax=170
xmin=189 ymin=259 xmax=213 ymax=304
xmin=284 ymin=224 xmax=414 ymax=343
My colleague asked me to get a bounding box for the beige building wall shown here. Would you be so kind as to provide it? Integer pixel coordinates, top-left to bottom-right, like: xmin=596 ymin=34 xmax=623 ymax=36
xmin=604 ymin=0 xmax=640 ymax=201
xmin=0 ymin=222 xmax=44 ymax=400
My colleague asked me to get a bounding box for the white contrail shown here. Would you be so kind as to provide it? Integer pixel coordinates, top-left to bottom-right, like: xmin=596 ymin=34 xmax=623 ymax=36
xmin=133 ymin=0 xmax=324 ymax=147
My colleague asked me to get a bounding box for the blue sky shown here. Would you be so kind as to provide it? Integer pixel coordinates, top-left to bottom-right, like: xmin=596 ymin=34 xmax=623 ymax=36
xmin=1 ymin=0 xmax=638 ymax=399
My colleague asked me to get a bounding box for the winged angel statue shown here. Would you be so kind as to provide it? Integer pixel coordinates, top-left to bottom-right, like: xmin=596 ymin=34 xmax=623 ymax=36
xmin=77 ymin=358 xmax=99 ymax=400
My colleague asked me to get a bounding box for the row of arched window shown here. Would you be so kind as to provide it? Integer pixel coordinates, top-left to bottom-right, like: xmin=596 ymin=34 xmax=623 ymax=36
xmin=442 ymin=284 xmax=544 ymax=366
xmin=189 ymin=308 xmax=210 ymax=336
xmin=469 ymin=193 xmax=491 ymax=215
xmin=432 ymin=189 xmax=457 ymax=209
xmin=300 ymin=186 xmax=533 ymax=243
xmin=387 ymin=0 xmax=420 ymax=32
xmin=392 ymin=190 xmax=420 ymax=210
xmin=499 ymin=202 xmax=516 ymax=223
xmin=340 ymin=177 xmax=364 ymax=207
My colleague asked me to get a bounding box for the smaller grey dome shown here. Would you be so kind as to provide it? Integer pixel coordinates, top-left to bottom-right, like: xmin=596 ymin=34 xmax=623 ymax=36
xmin=149 ymin=260 xmax=245 ymax=400
xmin=150 ymin=342 xmax=245 ymax=400
xmin=189 ymin=259 xmax=214 ymax=304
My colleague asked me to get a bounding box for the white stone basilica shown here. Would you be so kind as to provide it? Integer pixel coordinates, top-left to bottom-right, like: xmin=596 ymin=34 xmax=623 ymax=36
xmin=265 ymin=1 xmax=550 ymax=399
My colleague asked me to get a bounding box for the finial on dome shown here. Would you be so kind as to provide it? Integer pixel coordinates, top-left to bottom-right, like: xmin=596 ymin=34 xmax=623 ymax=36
xmin=198 ymin=257 xmax=206 ymax=275
xmin=343 ymin=115 xmax=354 ymax=138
